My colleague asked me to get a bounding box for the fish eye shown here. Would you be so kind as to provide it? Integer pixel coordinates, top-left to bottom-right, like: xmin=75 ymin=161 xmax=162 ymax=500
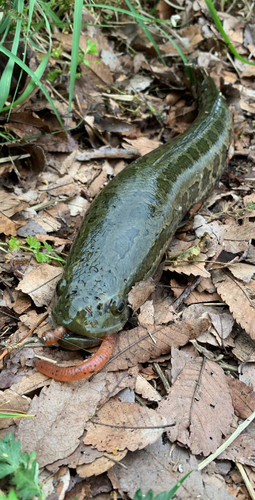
xmin=116 ymin=298 xmax=125 ymax=314
xmin=108 ymin=297 xmax=126 ymax=316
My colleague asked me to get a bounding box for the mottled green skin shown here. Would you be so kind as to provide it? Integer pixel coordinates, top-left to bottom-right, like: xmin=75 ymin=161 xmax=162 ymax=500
xmin=53 ymin=70 xmax=232 ymax=340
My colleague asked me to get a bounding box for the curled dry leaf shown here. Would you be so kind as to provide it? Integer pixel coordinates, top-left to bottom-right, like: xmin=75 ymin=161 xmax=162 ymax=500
xmin=212 ymin=269 xmax=255 ymax=340
xmin=84 ymin=400 xmax=167 ymax=453
xmin=157 ymin=358 xmax=234 ymax=456
xmin=135 ymin=374 xmax=162 ymax=402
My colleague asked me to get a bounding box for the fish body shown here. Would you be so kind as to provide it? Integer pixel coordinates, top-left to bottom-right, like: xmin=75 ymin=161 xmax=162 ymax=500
xmin=51 ymin=70 xmax=232 ymax=339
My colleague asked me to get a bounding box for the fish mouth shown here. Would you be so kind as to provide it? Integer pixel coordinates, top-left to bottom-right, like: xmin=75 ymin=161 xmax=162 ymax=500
xmin=52 ymin=308 xmax=129 ymax=338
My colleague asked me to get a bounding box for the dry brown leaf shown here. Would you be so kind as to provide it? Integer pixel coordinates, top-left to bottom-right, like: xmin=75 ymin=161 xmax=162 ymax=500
xmin=212 ymin=269 xmax=255 ymax=340
xmin=123 ymin=137 xmax=161 ymax=156
xmin=171 ymin=345 xmax=198 ymax=384
xmin=77 ymin=450 xmax=127 ymax=478
xmin=228 ymin=263 xmax=255 ymax=282
xmin=17 ymin=264 xmax=62 ymax=307
xmin=89 ymin=170 xmax=108 ymax=198
xmin=157 ymin=358 xmax=234 ymax=456
xmin=31 ymin=213 xmax=61 ymax=233
xmin=3 ymin=289 xmax=31 ymax=314
xmin=37 ymin=131 xmax=78 ymax=153
xmin=219 ymin=433 xmax=255 ymax=467
xmin=167 ymin=237 xmax=196 ymax=255
xmin=135 ymin=374 xmax=162 ymax=402
xmin=223 ymin=222 xmax=255 ymax=254
xmin=207 ymin=311 xmax=234 ymax=342
xmin=39 ymin=174 xmax=79 ymax=199
xmin=108 ymin=317 xmax=209 ymax=372
xmin=0 ymin=389 xmax=31 ymax=430
xmin=67 ymin=195 xmax=90 ymax=217
xmin=153 ymin=299 xmax=175 ymax=325
xmin=84 ymin=400 xmax=167 ymax=452
xmin=166 ymin=257 xmax=210 ymax=278
xmin=17 ymin=375 xmax=112 ymax=467
xmin=0 ymin=213 xmax=19 ymax=236
xmin=239 ymin=363 xmax=255 ymax=390
xmin=171 ymin=278 xmax=221 ymax=304
xmin=0 ymin=191 xmax=28 ymax=217
xmin=128 ymin=277 xmax=156 ymax=313
xmin=82 ymin=55 xmax=113 ymax=86
xmin=35 ymin=234 xmax=72 ymax=246
xmin=11 ymin=370 xmax=50 ymax=395
xmin=228 ymin=377 xmax=255 ymax=419
xmin=138 ymin=300 xmax=154 ymax=330
xmin=232 ymin=331 xmax=255 ymax=362
xmin=46 ymin=442 xmax=103 ymax=473
xmin=113 ymin=437 xmax=234 ymax=499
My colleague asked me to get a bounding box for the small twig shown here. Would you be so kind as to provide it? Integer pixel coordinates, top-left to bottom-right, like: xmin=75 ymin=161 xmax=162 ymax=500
xmin=235 ymin=462 xmax=255 ymax=500
xmin=189 ymin=357 xmax=206 ymax=422
xmin=16 ymin=312 xmax=49 ymax=345
xmin=103 ymin=453 xmax=128 ymax=469
xmin=91 ymin=421 xmax=175 ymax=430
xmin=153 ymin=362 xmax=171 ymax=392
xmin=172 ymin=250 xmax=222 ymax=310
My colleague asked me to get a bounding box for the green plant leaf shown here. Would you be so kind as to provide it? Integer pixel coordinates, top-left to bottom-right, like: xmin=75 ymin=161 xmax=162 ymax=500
xmin=43 ymin=241 xmax=53 ymax=252
xmin=0 ymin=489 xmax=19 ymax=500
xmin=11 ymin=455 xmax=43 ymax=500
xmin=8 ymin=236 xmax=20 ymax=250
xmin=34 ymin=252 xmax=51 ymax=263
xmin=0 ymin=433 xmax=44 ymax=500
xmin=26 ymin=236 xmax=40 ymax=251
xmin=86 ymin=39 xmax=97 ymax=54
xmin=0 ymin=433 xmax=21 ymax=479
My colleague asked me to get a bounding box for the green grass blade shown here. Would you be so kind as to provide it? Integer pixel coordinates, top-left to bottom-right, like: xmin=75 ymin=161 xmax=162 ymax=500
xmin=0 ymin=412 xmax=35 ymax=418
xmin=0 ymin=46 xmax=65 ymax=131
xmin=39 ymin=1 xmax=66 ymax=29
xmin=68 ymin=0 xmax=83 ymax=114
xmin=0 ymin=0 xmax=23 ymax=111
xmin=0 ymin=12 xmax=11 ymax=34
xmin=205 ymin=0 xmax=255 ymax=66
xmin=161 ymin=471 xmax=192 ymax=499
xmin=155 ymin=25 xmax=193 ymax=81
xmin=84 ymin=4 xmax=160 ymax=23
xmin=124 ymin=0 xmax=165 ymax=65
